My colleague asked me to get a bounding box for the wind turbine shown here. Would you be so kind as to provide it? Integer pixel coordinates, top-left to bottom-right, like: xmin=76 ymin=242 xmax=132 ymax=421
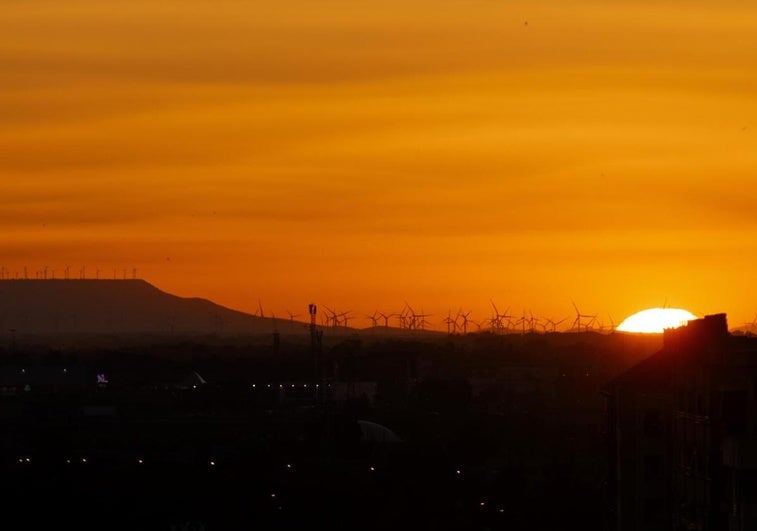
xmin=487 ymin=299 xmax=507 ymax=334
xmin=378 ymin=312 xmax=396 ymax=328
xmin=571 ymin=302 xmax=598 ymax=332
xmin=414 ymin=309 xmax=432 ymax=331
xmin=500 ymin=304 xmax=514 ymax=333
xmin=457 ymin=309 xmax=472 ymax=334
xmin=324 ymin=306 xmax=339 ymax=328
xmin=528 ymin=310 xmax=540 ymax=333
xmin=443 ymin=309 xmax=456 ymax=334
xmin=286 ymin=310 xmax=301 ymax=323
xmin=512 ymin=309 xmax=528 ymax=334
xmin=338 ymin=310 xmax=352 ymax=328
xmin=401 ymin=303 xmax=416 ymax=330
xmin=367 ymin=311 xmax=379 ymax=328
xmin=544 ymin=317 xmax=567 ymax=333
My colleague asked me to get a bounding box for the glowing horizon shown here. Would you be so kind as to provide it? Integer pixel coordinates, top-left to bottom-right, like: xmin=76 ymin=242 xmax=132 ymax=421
xmin=617 ymin=308 xmax=698 ymax=334
xmin=2 ymin=1 xmax=757 ymax=328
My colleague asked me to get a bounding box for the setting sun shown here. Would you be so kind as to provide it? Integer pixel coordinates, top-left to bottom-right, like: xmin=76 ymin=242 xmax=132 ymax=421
xmin=617 ymin=308 xmax=698 ymax=334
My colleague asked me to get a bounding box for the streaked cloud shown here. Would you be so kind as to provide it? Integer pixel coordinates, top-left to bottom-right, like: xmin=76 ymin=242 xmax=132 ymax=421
xmin=2 ymin=0 xmax=757 ymax=324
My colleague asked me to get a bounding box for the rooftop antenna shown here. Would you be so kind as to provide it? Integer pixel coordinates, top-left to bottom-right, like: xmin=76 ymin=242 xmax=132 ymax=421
xmin=741 ymin=315 xmax=757 ymax=335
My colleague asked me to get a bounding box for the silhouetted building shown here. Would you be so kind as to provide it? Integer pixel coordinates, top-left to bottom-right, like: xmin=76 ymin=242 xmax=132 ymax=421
xmin=0 ymin=365 xmax=89 ymax=397
xmin=604 ymin=314 xmax=757 ymax=531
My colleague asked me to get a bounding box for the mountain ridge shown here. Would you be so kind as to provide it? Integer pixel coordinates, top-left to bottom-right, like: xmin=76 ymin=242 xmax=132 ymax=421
xmin=0 ymin=279 xmax=303 ymax=336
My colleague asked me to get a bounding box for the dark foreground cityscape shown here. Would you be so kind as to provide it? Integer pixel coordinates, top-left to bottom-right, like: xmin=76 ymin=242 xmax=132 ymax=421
xmin=2 ymin=302 xmax=756 ymax=530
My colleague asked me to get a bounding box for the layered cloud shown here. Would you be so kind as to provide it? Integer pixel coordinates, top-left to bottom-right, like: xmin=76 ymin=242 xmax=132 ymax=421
xmin=2 ymin=0 xmax=757 ymax=323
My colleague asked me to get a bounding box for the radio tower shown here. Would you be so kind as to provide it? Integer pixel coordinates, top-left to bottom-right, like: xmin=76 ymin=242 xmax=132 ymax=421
xmin=309 ymin=304 xmax=323 ymax=402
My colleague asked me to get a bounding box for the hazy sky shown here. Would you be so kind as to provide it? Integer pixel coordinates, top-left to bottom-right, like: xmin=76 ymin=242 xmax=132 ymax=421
xmin=3 ymin=0 xmax=757 ymax=328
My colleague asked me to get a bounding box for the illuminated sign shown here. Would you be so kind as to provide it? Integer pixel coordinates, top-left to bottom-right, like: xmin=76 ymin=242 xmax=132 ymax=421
xmin=96 ymin=374 xmax=109 ymax=384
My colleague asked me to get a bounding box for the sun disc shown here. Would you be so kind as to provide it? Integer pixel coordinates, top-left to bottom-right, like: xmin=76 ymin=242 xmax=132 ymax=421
xmin=617 ymin=308 xmax=697 ymax=334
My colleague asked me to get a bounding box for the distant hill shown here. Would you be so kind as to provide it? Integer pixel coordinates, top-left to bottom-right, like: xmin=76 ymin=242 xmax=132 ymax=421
xmin=0 ymin=279 xmax=310 ymax=336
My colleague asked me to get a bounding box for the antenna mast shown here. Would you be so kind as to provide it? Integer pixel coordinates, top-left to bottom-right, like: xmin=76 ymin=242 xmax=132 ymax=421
xmin=309 ymin=303 xmax=323 ymax=402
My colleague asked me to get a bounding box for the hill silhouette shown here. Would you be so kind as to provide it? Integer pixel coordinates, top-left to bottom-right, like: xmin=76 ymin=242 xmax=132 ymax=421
xmin=0 ymin=279 xmax=306 ymax=336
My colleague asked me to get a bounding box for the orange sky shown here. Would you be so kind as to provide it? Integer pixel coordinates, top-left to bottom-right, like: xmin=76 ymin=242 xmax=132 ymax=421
xmin=2 ymin=0 xmax=757 ymax=329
